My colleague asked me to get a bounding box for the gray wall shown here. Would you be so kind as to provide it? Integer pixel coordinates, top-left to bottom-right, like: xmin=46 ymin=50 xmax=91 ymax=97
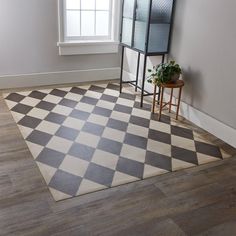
xmin=170 ymin=0 xmax=236 ymax=129
xmin=0 ymin=0 xmax=120 ymax=76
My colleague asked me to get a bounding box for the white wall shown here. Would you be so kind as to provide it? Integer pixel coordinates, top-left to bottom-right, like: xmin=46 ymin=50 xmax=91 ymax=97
xmin=170 ymin=0 xmax=236 ymax=130
xmin=0 ymin=0 xmax=120 ymax=76
xmin=124 ymin=0 xmax=236 ymax=131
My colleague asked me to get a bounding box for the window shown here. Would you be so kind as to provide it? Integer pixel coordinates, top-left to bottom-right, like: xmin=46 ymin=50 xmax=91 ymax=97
xmin=65 ymin=0 xmax=112 ymax=40
xmin=58 ymin=0 xmax=120 ymax=55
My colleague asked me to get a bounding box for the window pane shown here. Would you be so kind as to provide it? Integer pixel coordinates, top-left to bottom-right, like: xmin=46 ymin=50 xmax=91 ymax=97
xmin=66 ymin=10 xmax=80 ymax=36
xmin=81 ymin=11 xmax=95 ymax=36
xmin=81 ymin=0 xmax=95 ymax=10
xmin=96 ymin=11 xmax=109 ymax=35
xmin=96 ymin=0 xmax=110 ymax=10
xmin=66 ymin=0 xmax=80 ymax=9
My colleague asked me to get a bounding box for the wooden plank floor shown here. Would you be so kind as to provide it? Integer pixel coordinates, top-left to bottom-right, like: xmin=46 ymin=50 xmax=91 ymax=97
xmin=1 ymin=92 xmax=236 ymax=236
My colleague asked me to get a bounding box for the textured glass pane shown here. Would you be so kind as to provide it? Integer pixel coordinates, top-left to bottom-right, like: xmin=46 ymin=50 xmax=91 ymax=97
xmin=133 ymin=21 xmax=146 ymax=51
xmin=66 ymin=11 xmax=80 ymax=36
xmin=136 ymin=0 xmax=150 ymax=22
xmin=96 ymin=11 xmax=109 ymax=35
xmin=123 ymin=0 xmax=135 ymax=18
xmin=148 ymin=24 xmax=170 ymax=52
xmin=66 ymin=0 xmax=80 ymax=9
xmin=151 ymin=0 xmax=173 ymax=23
xmin=121 ymin=18 xmax=133 ymax=46
xmin=81 ymin=0 xmax=95 ymax=10
xmin=81 ymin=11 xmax=95 ymax=36
xmin=96 ymin=0 xmax=110 ymax=10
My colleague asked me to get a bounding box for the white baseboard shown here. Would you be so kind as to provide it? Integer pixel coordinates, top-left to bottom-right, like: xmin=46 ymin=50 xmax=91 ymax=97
xmin=124 ymin=70 xmax=236 ymax=148
xmin=178 ymin=101 xmax=236 ymax=148
xmin=163 ymin=90 xmax=236 ymax=149
xmin=0 ymin=67 xmax=120 ymax=90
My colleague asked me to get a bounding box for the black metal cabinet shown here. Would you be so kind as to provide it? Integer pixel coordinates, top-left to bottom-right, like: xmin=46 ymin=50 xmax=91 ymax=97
xmin=120 ymin=0 xmax=175 ymax=107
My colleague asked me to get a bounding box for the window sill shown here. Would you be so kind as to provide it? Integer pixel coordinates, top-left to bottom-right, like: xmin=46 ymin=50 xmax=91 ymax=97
xmin=57 ymin=40 xmax=119 ymax=55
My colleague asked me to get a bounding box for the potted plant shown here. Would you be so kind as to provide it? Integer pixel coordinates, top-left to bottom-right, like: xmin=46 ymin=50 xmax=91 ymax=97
xmin=147 ymin=61 xmax=182 ymax=86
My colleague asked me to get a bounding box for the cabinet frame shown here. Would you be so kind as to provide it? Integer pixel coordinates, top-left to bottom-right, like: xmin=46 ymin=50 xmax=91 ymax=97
xmin=119 ymin=0 xmax=176 ymax=107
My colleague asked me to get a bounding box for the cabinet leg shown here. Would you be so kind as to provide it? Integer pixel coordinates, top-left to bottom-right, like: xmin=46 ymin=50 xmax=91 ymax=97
xmin=135 ymin=52 xmax=140 ymax=92
xmin=141 ymin=55 xmax=147 ymax=107
xmin=119 ymin=46 xmax=125 ymax=94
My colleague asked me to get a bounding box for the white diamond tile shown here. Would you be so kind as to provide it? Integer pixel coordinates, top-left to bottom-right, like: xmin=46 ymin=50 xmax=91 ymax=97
xmin=76 ymin=131 xmax=100 ymax=148
xmin=59 ymin=155 xmax=89 ymax=177
xmin=91 ymin=150 xmax=119 ymax=170
xmin=36 ymin=120 xmax=60 ymax=135
xmin=46 ymin=136 xmax=73 ymax=154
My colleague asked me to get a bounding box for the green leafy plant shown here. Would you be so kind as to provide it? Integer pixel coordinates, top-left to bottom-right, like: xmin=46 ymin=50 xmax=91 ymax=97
xmin=147 ymin=61 xmax=182 ymax=86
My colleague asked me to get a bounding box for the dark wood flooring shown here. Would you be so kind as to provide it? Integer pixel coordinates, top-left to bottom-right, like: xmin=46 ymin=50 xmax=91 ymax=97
xmin=1 ymin=93 xmax=236 ymax=236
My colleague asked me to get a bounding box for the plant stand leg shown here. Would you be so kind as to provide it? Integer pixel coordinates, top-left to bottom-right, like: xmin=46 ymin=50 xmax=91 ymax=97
xmin=176 ymin=87 xmax=182 ymax=120
xmin=159 ymin=86 xmax=164 ymax=121
xmin=169 ymin=88 xmax=173 ymax=113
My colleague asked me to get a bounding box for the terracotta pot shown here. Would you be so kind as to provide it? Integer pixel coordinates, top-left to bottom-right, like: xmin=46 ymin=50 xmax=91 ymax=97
xmin=169 ymin=73 xmax=180 ymax=83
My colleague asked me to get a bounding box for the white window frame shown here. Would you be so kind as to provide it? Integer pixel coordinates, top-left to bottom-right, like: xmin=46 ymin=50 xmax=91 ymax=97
xmin=57 ymin=0 xmax=121 ymax=55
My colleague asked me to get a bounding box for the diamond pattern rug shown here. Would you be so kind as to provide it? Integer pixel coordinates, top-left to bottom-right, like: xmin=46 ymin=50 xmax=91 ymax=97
xmin=3 ymin=82 xmax=234 ymax=201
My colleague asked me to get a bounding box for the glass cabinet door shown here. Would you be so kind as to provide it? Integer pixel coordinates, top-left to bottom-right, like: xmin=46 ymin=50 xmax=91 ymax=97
xmin=148 ymin=0 xmax=174 ymax=53
xmin=121 ymin=0 xmax=135 ymax=46
xmin=133 ymin=0 xmax=150 ymax=51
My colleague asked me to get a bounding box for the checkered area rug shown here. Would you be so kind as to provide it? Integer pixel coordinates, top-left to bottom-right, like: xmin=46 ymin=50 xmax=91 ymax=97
xmin=3 ymin=82 xmax=232 ymax=201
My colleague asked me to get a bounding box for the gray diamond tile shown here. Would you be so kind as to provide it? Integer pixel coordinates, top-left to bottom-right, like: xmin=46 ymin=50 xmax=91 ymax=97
xmin=195 ymin=141 xmax=222 ymax=158
xmin=116 ymin=157 xmax=144 ymax=179
xmin=45 ymin=112 xmax=67 ymax=124
xmin=84 ymin=163 xmax=115 ymax=187
xmin=145 ymin=151 xmax=172 ymax=171
xmin=100 ymin=94 xmax=118 ymax=103
xmin=55 ymin=126 xmax=79 ymax=141
xmin=69 ymin=143 xmax=95 ymax=161
xmin=151 ymin=113 xmax=171 ymax=124
xmin=172 ymin=146 xmax=198 ymax=165
xmin=114 ymin=104 xmax=132 ymax=114
xmin=12 ymin=104 xmax=32 ymax=114
xmin=36 ymin=148 xmax=65 ymax=168
xmin=70 ymin=87 xmax=87 ymax=95
xmin=89 ymin=85 xmax=105 ymax=93
xmin=50 ymin=89 xmax=67 ymax=98
xmin=6 ymin=93 xmax=25 ymax=102
xmin=107 ymin=118 xmax=128 ymax=132
xmin=18 ymin=116 xmax=41 ymax=129
xmin=93 ymin=106 xmax=112 ymax=117
xmin=36 ymin=101 xmax=56 ymax=111
xmin=130 ymin=115 xmax=150 ymax=128
xmin=82 ymin=122 xmax=105 ymax=136
xmin=124 ymin=133 xmax=148 ymax=149
xmin=80 ymin=96 xmax=98 ymax=105
xmin=49 ymin=170 xmax=82 ymax=196
xmin=119 ymin=93 xmax=136 ymax=101
xmin=59 ymin=98 xmax=77 ymax=108
xmin=148 ymin=129 xmax=171 ymax=144
xmin=26 ymin=130 xmax=52 ymax=146
xmin=107 ymin=83 xmax=120 ymax=91
xmin=171 ymin=125 xmax=194 ymax=140
xmin=28 ymin=91 xmax=47 ymax=100
xmin=70 ymin=109 xmax=90 ymax=121
xmin=134 ymin=101 xmax=152 ymax=111
xmin=97 ymin=138 xmax=122 ymax=155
